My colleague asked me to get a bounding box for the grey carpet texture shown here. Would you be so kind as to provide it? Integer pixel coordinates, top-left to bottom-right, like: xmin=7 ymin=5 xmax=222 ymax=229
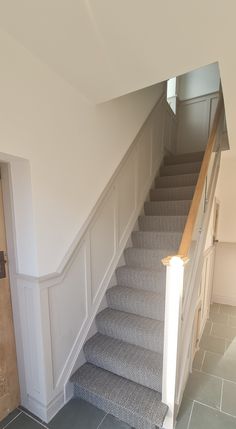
xmin=71 ymin=151 xmax=203 ymax=428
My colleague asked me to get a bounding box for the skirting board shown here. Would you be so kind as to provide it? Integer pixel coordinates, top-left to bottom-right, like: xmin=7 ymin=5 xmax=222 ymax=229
xmin=24 ymin=391 xmax=65 ymax=423
xmin=212 ymin=295 xmax=236 ymax=306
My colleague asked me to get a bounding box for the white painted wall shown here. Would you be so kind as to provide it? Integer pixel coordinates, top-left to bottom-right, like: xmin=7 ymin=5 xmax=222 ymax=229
xmin=212 ymin=152 xmax=236 ymax=305
xmin=167 ymin=78 xmax=177 ymax=98
xmin=178 ymin=63 xmax=220 ymax=101
xmin=0 ymin=28 xmax=165 ymax=276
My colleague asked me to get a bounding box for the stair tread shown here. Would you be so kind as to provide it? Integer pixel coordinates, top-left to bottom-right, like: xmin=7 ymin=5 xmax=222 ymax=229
xmin=84 ymin=332 xmax=163 ymax=392
xmin=96 ymin=308 xmax=164 ymax=353
xmin=72 ymin=363 xmax=168 ymax=428
xmin=107 ymin=285 xmax=165 ymax=320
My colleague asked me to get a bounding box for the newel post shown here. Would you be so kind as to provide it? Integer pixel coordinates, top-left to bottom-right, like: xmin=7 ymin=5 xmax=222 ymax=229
xmin=161 ymin=256 xmax=187 ymax=429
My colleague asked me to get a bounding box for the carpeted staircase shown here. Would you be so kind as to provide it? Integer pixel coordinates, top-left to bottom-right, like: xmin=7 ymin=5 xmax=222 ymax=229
xmin=70 ymin=151 xmax=204 ymax=429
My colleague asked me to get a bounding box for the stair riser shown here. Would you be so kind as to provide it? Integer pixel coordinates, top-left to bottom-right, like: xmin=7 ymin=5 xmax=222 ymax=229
xmin=150 ymin=186 xmax=195 ymax=201
xmin=74 ymin=385 xmax=160 ymax=429
xmin=106 ymin=290 xmax=165 ymax=320
xmin=131 ymin=231 xmax=181 ymax=250
xmin=116 ymin=267 xmax=166 ymax=292
xmin=155 ymin=173 xmax=198 ymax=188
xmin=160 ymin=162 xmax=201 ymax=176
xmin=84 ymin=336 xmax=163 ymax=392
xmin=144 ymin=200 xmax=191 ymax=216
xmin=164 ymin=152 xmax=204 ymax=165
xmin=72 ymin=363 xmax=168 ymax=429
xmin=96 ymin=315 xmax=164 ymax=354
xmin=139 ymin=215 xmax=187 ymax=232
xmin=124 ymin=248 xmax=168 ymax=270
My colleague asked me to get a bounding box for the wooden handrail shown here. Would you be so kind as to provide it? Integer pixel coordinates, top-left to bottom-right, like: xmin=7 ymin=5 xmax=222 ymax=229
xmin=177 ymin=93 xmax=224 ymax=258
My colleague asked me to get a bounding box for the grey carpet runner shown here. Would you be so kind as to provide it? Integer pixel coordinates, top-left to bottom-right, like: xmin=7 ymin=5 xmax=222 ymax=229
xmin=71 ymin=151 xmax=204 ymax=428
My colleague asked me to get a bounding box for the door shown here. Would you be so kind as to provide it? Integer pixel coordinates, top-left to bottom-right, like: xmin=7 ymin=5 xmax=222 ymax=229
xmin=0 ymin=179 xmax=20 ymax=421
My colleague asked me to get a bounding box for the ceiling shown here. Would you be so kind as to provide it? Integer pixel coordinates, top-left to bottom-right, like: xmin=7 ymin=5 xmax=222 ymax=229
xmin=0 ymin=0 xmax=234 ymax=104
xmin=0 ymin=0 xmax=236 ymax=158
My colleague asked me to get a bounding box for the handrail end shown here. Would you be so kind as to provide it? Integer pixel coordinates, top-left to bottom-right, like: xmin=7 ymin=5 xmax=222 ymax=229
xmin=162 ymin=255 xmax=189 ymax=267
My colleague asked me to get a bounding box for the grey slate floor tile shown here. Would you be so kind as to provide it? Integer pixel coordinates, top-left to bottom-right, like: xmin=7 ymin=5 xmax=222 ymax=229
xmin=225 ymin=338 xmax=236 ymax=359
xmin=211 ymin=322 xmax=236 ymax=340
xmin=220 ymin=304 xmax=236 ymax=316
xmin=178 ymin=304 xmax=236 ymax=427
xmin=48 ymin=399 xmax=105 ymax=429
xmin=209 ymin=303 xmax=220 ymax=313
xmin=202 ymin=350 xmax=236 ymax=382
xmin=5 ymin=413 xmax=46 ymax=429
xmin=202 ymin=320 xmax=212 ymax=334
xmin=99 ymin=414 xmax=132 ymax=429
xmin=199 ymin=333 xmax=225 ymax=354
xmin=229 ymin=316 xmax=236 ymax=327
xmin=209 ymin=310 xmax=228 ymax=324
xmin=222 ymin=380 xmax=236 ymax=417
xmin=189 ymin=401 xmax=236 ymax=429
xmin=192 ymin=349 xmax=204 ymax=370
xmin=176 ymin=397 xmax=193 ymax=429
xmin=183 ymin=370 xmax=222 ymax=409
xmin=0 ymin=410 xmax=22 ymax=429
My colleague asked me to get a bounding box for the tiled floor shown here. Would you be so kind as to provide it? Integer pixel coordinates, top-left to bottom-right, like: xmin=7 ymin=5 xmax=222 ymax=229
xmin=0 ymin=400 xmax=131 ymax=429
xmin=176 ymin=303 xmax=236 ymax=428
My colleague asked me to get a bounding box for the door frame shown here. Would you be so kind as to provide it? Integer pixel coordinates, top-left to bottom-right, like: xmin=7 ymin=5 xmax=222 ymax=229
xmin=0 ymin=161 xmax=27 ymax=409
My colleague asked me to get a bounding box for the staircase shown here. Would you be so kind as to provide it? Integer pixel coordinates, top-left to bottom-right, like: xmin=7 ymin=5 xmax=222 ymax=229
xmin=70 ymin=151 xmax=204 ymax=429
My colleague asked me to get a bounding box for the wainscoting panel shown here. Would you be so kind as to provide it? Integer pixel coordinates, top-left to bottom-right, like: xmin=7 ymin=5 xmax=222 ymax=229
xmin=117 ymin=148 xmax=137 ymax=245
xmin=177 ymin=92 xmax=219 ymax=154
xmin=212 ymin=242 xmax=236 ymax=306
xmin=49 ymin=241 xmax=88 ymax=385
xmin=137 ymin=126 xmax=152 ymax=203
xmin=90 ymin=190 xmax=116 ymax=303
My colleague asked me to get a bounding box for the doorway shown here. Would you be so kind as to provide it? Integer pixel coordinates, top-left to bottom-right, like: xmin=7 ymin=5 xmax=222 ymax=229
xmin=0 ymin=176 xmax=20 ymax=421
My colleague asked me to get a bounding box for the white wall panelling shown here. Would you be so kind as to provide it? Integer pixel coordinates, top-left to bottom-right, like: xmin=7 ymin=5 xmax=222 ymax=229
xmin=10 ymin=94 xmax=176 ymax=422
xmin=198 ymin=246 xmax=215 ymax=339
xmin=212 ymin=242 xmax=236 ymax=306
xmin=178 ymin=63 xmax=220 ymax=101
xmin=176 ymin=92 xmax=219 ymax=154
xmin=164 ymin=103 xmax=176 ymax=154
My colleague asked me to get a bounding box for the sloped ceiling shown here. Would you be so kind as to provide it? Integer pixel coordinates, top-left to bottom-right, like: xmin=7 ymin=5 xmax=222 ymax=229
xmin=0 ymin=0 xmax=235 ymax=153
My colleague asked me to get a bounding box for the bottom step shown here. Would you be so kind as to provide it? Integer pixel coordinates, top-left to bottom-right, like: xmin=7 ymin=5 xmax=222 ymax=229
xmin=71 ymin=363 xmax=168 ymax=429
